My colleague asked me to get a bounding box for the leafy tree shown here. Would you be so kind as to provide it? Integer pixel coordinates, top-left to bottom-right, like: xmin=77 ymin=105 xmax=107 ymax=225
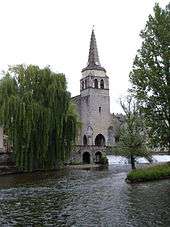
xmin=0 ymin=65 xmax=78 ymax=171
xmin=129 ymin=3 xmax=170 ymax=152
xmin=116 ymin=96 xmax=149 ymax=169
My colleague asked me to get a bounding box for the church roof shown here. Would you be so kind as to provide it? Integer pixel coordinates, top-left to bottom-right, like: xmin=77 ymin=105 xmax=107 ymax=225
xmin=82 ymin=28 xmax=106 ymax=73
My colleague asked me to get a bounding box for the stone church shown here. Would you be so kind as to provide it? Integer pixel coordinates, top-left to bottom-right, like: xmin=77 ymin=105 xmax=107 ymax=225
xmin=71 ymin=29 xmax=122 ymax=164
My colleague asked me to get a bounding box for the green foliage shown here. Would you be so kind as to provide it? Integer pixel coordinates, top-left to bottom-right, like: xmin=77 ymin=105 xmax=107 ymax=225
xmin=129 ymin=4 xmax=170 ymax=151
xmin=99 ymin=155 xmax=108 ymax=165
xmin=127 ymin=162 xmax=170 ymax=183
xmin=116 ymin=96 xmax=150 ymax=169
xmin=69 ymin=160 xmax=81 ymax=165
xmin=0 ymin=64 xmax=78 ymax=171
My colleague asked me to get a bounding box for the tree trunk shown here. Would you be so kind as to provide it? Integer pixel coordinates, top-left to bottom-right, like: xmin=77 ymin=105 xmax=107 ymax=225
xmin=168 ymin=144 xmax=170 ymax=155
xmin=130 ymin=155 xmax=136 ymax=170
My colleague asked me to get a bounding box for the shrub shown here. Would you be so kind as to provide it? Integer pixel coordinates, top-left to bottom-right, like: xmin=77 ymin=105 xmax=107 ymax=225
xmin=100 ymin=155 xmax=108 ymax=165
xmin=127 ymin=163 xmax=170 ymax=183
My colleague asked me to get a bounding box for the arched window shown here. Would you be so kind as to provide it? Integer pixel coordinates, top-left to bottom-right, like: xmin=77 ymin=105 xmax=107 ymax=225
xmin=85 ymin=79 xmax=88 ymax=89
xmin=95 ymin=134 xmax=105 ymax=146
xmin=81 ymin=81 xmax=85 ymax=90
xmin=94 ymin=79 xmax=98 ymax=88
xmin=115 ymin=136 xmax=120 ymax=143
xmin=83 ymin=135 xmax=88 ymax=146
xmin=100 ymin=79 xmax=104 ymax=89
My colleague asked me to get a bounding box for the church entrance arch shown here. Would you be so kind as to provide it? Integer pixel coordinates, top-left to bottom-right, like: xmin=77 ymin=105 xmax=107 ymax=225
xmin=83 ymin=135 xmax=88 ymax=146
xmin=95 ymin=151 xmax=102 ymax=163
xmin=95 ymin=134 xmax=105 ymax=146
xmin=82 ymin=152 xmax=91 ymax=164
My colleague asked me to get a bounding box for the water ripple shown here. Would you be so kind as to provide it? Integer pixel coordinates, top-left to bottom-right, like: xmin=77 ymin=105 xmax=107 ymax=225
xmin=0 ymin=165 xmax=169 ymax=226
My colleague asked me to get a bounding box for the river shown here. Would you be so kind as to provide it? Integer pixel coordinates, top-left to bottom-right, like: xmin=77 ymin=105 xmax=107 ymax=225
xmin=0 ymin=156 xmax=170 ymax=226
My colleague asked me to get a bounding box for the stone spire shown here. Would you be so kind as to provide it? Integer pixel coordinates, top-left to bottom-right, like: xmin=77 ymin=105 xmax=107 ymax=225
xmin=82 ymin=28 xmax=106 ymax=72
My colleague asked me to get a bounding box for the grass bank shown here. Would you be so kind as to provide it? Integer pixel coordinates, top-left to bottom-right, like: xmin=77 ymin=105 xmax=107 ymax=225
xmin=127 ymin=162 xmax=170 ymax=183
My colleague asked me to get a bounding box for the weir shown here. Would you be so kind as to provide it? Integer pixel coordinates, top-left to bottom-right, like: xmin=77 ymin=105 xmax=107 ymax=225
xmin=107 ymin=154 xmax=170 ymax=165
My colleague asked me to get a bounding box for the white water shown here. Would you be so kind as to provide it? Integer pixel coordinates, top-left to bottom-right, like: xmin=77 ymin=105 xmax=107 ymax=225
xmin=136 ymin=157 xmax=149 ymax=164
xmin=107 ymin=154 xmax=170 ymax=165
xmin=107 ymin=155 xmax=128 ymax=165
xmin=153 ymin=155 xmax=170 ymax=163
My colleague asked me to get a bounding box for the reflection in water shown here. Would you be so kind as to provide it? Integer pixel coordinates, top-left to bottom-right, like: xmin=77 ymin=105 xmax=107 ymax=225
xmin=127 ymin=181 xmax=170 ymax=226
xmin=0 ymin=159 xmax=169 ymax=226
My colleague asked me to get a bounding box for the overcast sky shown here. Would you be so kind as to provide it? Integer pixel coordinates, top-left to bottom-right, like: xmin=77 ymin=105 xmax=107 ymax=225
xmin=0 ymin=0 xmax=169 ymax=113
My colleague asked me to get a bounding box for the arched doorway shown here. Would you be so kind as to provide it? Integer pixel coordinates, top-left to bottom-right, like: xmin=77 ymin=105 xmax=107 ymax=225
xmin=95 ymin=151 xmax=102 ymax=163
xmin=82 ymin=152 xmax=90 ymax=164
xmin=83 ymin=135 xmax=88 ymax=146
xmin=95 ymin=134 xmax=105 ymax=146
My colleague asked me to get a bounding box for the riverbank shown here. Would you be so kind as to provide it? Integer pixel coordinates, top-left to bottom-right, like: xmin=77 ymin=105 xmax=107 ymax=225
xmin=66 ymin=163 xmax=102 ymax=169
xmin=0 ymin=163 xmax=106 ymax=177
xmin=127 ymin=162 xmax=170 ymax=183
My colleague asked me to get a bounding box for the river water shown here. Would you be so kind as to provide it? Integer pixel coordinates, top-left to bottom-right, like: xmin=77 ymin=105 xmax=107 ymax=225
xmin=0 ymin=156 xmax=170 ymax=226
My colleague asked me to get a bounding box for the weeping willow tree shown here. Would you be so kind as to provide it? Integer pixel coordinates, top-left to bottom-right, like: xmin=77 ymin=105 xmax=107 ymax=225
xmin=0 ymin=64 xmax=78 ymax=171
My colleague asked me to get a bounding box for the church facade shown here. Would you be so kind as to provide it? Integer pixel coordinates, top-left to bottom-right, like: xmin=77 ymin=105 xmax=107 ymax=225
xmin=71 ymin=29 xmax=121 ymax=164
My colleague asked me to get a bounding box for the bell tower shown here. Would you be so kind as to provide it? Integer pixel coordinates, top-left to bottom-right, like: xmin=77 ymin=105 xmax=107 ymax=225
xmin=80 ymin=28 xmax=112 ymax=146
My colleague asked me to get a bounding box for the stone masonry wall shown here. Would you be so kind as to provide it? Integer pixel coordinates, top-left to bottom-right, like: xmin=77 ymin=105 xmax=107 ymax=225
xmin=69 ymin=145 xmax=107 ymax=164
